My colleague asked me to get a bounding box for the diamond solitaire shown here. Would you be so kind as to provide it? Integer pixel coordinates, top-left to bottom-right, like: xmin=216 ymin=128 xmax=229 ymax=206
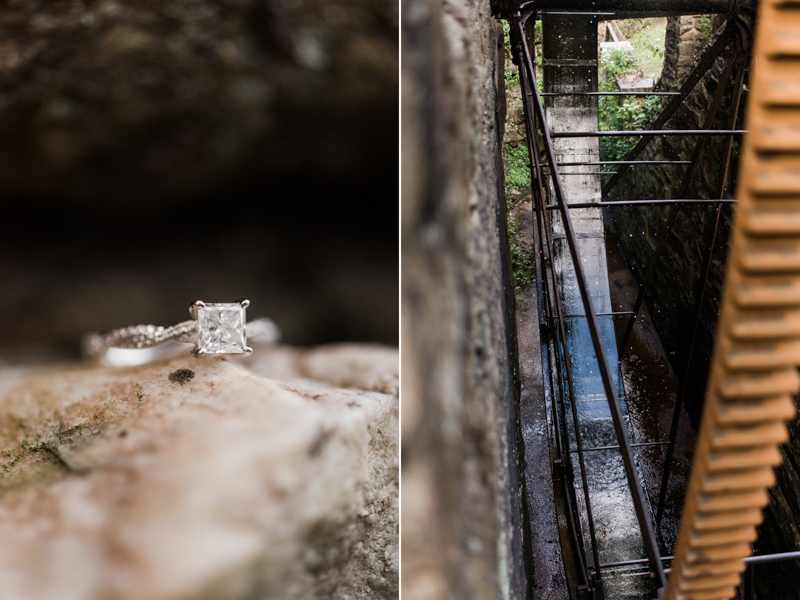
xmin=83 ymin=299 xmax=280 ymax=366
xmin=192 ymin=300 xmax=251 ymax=355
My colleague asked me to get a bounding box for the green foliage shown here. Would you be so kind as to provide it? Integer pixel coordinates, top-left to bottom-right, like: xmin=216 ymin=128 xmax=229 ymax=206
xmin=619 ymin=17 xmax=668 ymax=80
xmin=598 ymin=49 xmax=661 ymax=162
xmin=503 ymin=143 xmax=531 ymax=192
xmin=502 ymin=20 xmax=512 ymax=59
xmin=601 ymin=49 xmax=638 ymax=84
xmin=501 ymin=19 xmax=542 ymax=89
xmin=507 ymin=212 xmax=535 ymax=289
xmin=533 ymin=20 xmax=542 ymax=47
xmin=505 ymin=66 xmax=520 ymax=87
xmin=645 ymin=41 xmax=664 ymax=60
xmin=699 ymin=15 xmax=714 ymax=45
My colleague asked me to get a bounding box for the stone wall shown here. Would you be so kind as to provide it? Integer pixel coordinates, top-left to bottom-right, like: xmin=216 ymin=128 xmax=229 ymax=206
xmin=608 ymin=21 xmax=746 ymax=428
xmin=656 ymin=16 xmax=712 ymax=91
xmin=609 ymin=13 xmax=800 ymax=599
xmin=676 ymin=16 xmax=712 ymax=82
xmin=401 ymin=0 xmax=527 ymax=597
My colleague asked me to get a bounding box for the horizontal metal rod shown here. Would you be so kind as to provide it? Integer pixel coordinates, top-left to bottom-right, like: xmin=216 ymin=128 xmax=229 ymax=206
xmin=539 ymin=91 xmax=681 ymax=97
xmin=539 ymin=10 xmax=617 ymax=14
xmin=745 ymin=551 xmax=800 ymax=565
xmin=544 ymin=199 xmax=738 ymax=210
xmin=569 ymin=441 xmax=669 ymax=453
xmin=551 ymin=129 xmax=747 ymax=138
xmin=542 ymin=171 xmax=617 ymax=176
xmin=604 ymin=570 xmax=659 ymax=580
xmin=521 ymin=0 xmax=736 ymax=13
xmin=601 ymin=557 xmax=673 ymax=569
xmin=600 ymin=551 xmax=800 ymax=571
xmin=542 ymin=161 xmax=691 ymax=166
xmin=562 ymin=311 xmax=635 ymax=318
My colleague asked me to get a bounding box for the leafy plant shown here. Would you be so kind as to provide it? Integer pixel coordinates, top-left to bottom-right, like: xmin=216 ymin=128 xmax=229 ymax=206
xmin=505 ymin=65 xmax=520 ymax=87
xmin=507 ymin=212 xmax=535 ymax=289
xmin=645 ymin=42 xmax=664 ymax=60
xmin=699 ymin=15 xmax=714 ymax=45
xmin=503 ymin=143 xmax=531 ymax=192
xmin=598 ymin=49 xmax=661 ymax=162
xmin=502 ymin=19 xmax=542 ymax=89
xmin=601 ymin=48 xmax=638 ymax=83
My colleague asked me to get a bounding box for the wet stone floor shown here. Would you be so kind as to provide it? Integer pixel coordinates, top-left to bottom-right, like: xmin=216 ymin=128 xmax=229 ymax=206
xmin=513 ymin=200 xmax=699 ymax=599
xmin=599 ymin=210 xmax=698 ymax=593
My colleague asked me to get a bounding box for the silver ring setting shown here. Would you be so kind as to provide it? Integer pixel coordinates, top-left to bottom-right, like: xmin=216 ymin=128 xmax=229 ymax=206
xmin=83 ymin=300 xmax=280 ymax=364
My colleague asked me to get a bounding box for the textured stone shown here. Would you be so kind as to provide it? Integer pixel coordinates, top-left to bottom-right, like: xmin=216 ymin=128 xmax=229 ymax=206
xmin=402 ymin=0 xmax=526 ymax=597
xmin=0 ymin=343 xmax=398 ymax=600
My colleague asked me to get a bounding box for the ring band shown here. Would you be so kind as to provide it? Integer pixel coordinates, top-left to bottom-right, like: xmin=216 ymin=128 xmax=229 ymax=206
xmin=83 ymin=300 xmax=280 ymax=362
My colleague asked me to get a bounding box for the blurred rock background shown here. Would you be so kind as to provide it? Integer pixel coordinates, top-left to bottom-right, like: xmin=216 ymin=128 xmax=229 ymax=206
xmin=0 ymin=0 xmax=398 ymax=359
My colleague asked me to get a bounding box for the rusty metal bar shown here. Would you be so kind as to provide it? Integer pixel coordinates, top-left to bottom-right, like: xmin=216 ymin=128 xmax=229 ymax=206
xmin=602 ymin=556 xmax=673 ymax=569
xmin=601 ymin=28 xmax=733 ymax=195
xmin=543 ymin=161 xmax=691 ymax=166
xmin=552 ymin=129 xmax=745 ymax=137
xmin=540 ymin=10 xmax=616 ymax=15
xmin=540 ymin=92 xmax=681 ymax=97
xmin=546 ymin=199 xmax=738 ymax=209
xmin=602 ymin=550 xmax=800 ymax=570
xmin=518 ymin=12 xmax=667 ymax=590
xmin=519 ymin=0 xmax=738 ymax=12
xmin=563 ymin=311 xmax=634 ymax=317
xmin=544 ymin=171 xmax=618 ymax=176
xmin=745 ymin=552 xmax=800 ymax=565
xmin=569 ymin=441 xmax=669 ymax=453
xmin=616 ymin=55 xmax=737 ymax=358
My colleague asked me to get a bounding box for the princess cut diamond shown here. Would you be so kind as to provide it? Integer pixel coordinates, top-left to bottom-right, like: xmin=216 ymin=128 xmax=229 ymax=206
xmin=194 ymin=302 xmax=248 ymax=355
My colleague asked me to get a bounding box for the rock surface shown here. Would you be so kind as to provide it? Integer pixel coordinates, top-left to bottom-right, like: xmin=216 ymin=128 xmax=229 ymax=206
xmin=0 ymin=343 xmax=398 ymax=600
xmin=0 ymin=0 xmax=397 ymax=200
xmin=402 ymin=0 xmax=526 ymax=597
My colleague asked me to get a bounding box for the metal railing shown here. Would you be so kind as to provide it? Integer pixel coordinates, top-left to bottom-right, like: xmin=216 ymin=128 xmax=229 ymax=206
xmin=512 ymin=5 xmax=800 ymax=599
xmin=515 ymin=9 xmax=667 ymax=595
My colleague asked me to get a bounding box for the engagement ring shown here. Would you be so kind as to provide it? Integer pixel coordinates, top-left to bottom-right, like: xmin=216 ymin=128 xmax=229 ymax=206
xmin=83 ymin=300 xmax=280 ymax=366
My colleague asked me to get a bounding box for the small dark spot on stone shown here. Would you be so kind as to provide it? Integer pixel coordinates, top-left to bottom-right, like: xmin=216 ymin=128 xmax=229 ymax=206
xmin=309 ymin=428 xmax=335 ymax=458
xmin=169 ymin=369 xmax=195 ymax=384
xmin=346 ymin=401 xmax=361 ymax=408
xmin=119 ymin=430 xmax=128 ymax=438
